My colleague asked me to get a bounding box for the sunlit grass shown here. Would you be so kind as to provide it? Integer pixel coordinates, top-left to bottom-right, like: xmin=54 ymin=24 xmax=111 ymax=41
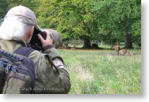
xmin=58 ymin=49 xmax=141 ymax=94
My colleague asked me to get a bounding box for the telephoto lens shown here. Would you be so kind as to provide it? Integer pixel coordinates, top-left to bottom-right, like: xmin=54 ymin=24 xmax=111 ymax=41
xmin=29 ymin=27 xmax=62 ymax=50
xmin=44 ymin=29 xmax=62 ymax=48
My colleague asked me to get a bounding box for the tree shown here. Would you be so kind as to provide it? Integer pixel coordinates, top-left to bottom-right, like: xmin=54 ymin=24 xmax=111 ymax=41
xmin=60 ymin=0 xmax=101 ymax=48
xmin=0 ymin=0 xmax=38 ymax=19
xmin=0 ymin=0 xmax=8 ymax=18
xmin=32 ymin=0 xmax=97 ymax=48
xmin=2 ymin=0 xmax=140 ymax=49
xmin=92 ymin=0 xmax=141 ymax=48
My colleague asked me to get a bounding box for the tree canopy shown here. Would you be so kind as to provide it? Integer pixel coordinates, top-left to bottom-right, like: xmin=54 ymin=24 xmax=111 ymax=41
xmin=0 ymin=0 xmax=141 ymax=48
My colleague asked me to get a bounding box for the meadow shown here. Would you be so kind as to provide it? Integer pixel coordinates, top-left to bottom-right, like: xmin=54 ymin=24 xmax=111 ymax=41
xmin=58 ymin=49 xmax=141 ymax=94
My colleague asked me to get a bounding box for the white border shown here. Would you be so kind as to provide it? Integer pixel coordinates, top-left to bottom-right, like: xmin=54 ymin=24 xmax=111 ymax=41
xmin=0 ymin=0 xmax=148 ymax=102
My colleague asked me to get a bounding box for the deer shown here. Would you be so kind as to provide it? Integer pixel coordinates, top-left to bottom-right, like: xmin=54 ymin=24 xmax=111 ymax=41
xmin=63 ymin=41 xmax=69 ymax=48
xmin=114 ymin=45 xmax=120 ymax=55
xmin=114 ymin=45 xmax=131 ymax=56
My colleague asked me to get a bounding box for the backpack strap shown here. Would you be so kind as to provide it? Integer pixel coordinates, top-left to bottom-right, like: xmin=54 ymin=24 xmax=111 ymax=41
xmin=14 ymin=47 xmax=35 ymax=93
xmin=14 ymin=47 xmax=34 ymax=57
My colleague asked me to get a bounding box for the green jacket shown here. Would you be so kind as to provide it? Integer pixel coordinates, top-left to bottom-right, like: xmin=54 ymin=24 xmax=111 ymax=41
xmin=0 ymin=40 xmax=71 ymax=94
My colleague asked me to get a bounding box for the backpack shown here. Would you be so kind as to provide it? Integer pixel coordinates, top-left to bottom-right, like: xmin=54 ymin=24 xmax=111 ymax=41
xmin=0 ymin=47 xmax=35 ymax=94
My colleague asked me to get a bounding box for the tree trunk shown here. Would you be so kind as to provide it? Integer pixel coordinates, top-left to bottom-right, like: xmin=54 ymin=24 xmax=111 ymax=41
xmin=83 ymin=38 xmax=91 ymax=48
xmin=124 ymin=34 xmax=133 ymax=48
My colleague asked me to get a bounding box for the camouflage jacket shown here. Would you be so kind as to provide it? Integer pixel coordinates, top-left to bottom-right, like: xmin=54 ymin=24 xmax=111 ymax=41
xmin=0 ymin=40 xmax=71 ymax=94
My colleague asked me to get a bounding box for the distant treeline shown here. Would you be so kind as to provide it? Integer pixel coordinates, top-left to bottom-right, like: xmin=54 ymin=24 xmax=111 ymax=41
xmin=0 ymin=0 xmax=141 ymax=48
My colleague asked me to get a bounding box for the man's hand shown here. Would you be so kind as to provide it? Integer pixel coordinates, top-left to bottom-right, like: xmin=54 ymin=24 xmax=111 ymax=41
xmin=38 ymin=30 xmax=53 ymax=48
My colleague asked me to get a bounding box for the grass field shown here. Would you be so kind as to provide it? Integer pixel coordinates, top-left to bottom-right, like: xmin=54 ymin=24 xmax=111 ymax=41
xmin=58 ymin=49 xmax=141 ymax=94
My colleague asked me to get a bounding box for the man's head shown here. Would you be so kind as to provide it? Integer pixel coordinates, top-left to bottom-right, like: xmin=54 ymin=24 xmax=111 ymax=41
xmin=0 ymin=5 xmax=38 ymax=43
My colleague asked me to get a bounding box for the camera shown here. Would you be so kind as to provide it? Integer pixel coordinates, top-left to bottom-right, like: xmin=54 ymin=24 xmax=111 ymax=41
xmin=29 ymin=27 xmax=62 ymax=50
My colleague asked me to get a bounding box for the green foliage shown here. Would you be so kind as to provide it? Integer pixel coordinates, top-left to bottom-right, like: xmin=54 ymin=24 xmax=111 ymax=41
xmin=0 ymin=0 xmax=141 ymax=46
xmin=91 ymin=0 xmax=141 ymax=44
xmin=0 ymin=0 xmax=8 ymax=18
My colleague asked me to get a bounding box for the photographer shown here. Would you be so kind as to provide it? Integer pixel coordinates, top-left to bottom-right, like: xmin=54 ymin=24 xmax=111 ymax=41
xmin=0 ymin=5 xmax=70 ymax=94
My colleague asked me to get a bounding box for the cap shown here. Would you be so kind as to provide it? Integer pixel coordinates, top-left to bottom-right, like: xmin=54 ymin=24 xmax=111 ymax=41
xmin=5 ymin=5 xmax=38 ymax=28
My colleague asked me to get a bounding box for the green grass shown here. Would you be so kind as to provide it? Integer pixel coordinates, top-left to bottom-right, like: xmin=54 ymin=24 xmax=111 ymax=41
xmin=58 ymin=49 xmax=141 ymax=94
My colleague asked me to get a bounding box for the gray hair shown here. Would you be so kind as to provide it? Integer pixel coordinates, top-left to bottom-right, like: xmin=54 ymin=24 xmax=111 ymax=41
xmin=0 ymin=16 xmax=31 ymax=41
